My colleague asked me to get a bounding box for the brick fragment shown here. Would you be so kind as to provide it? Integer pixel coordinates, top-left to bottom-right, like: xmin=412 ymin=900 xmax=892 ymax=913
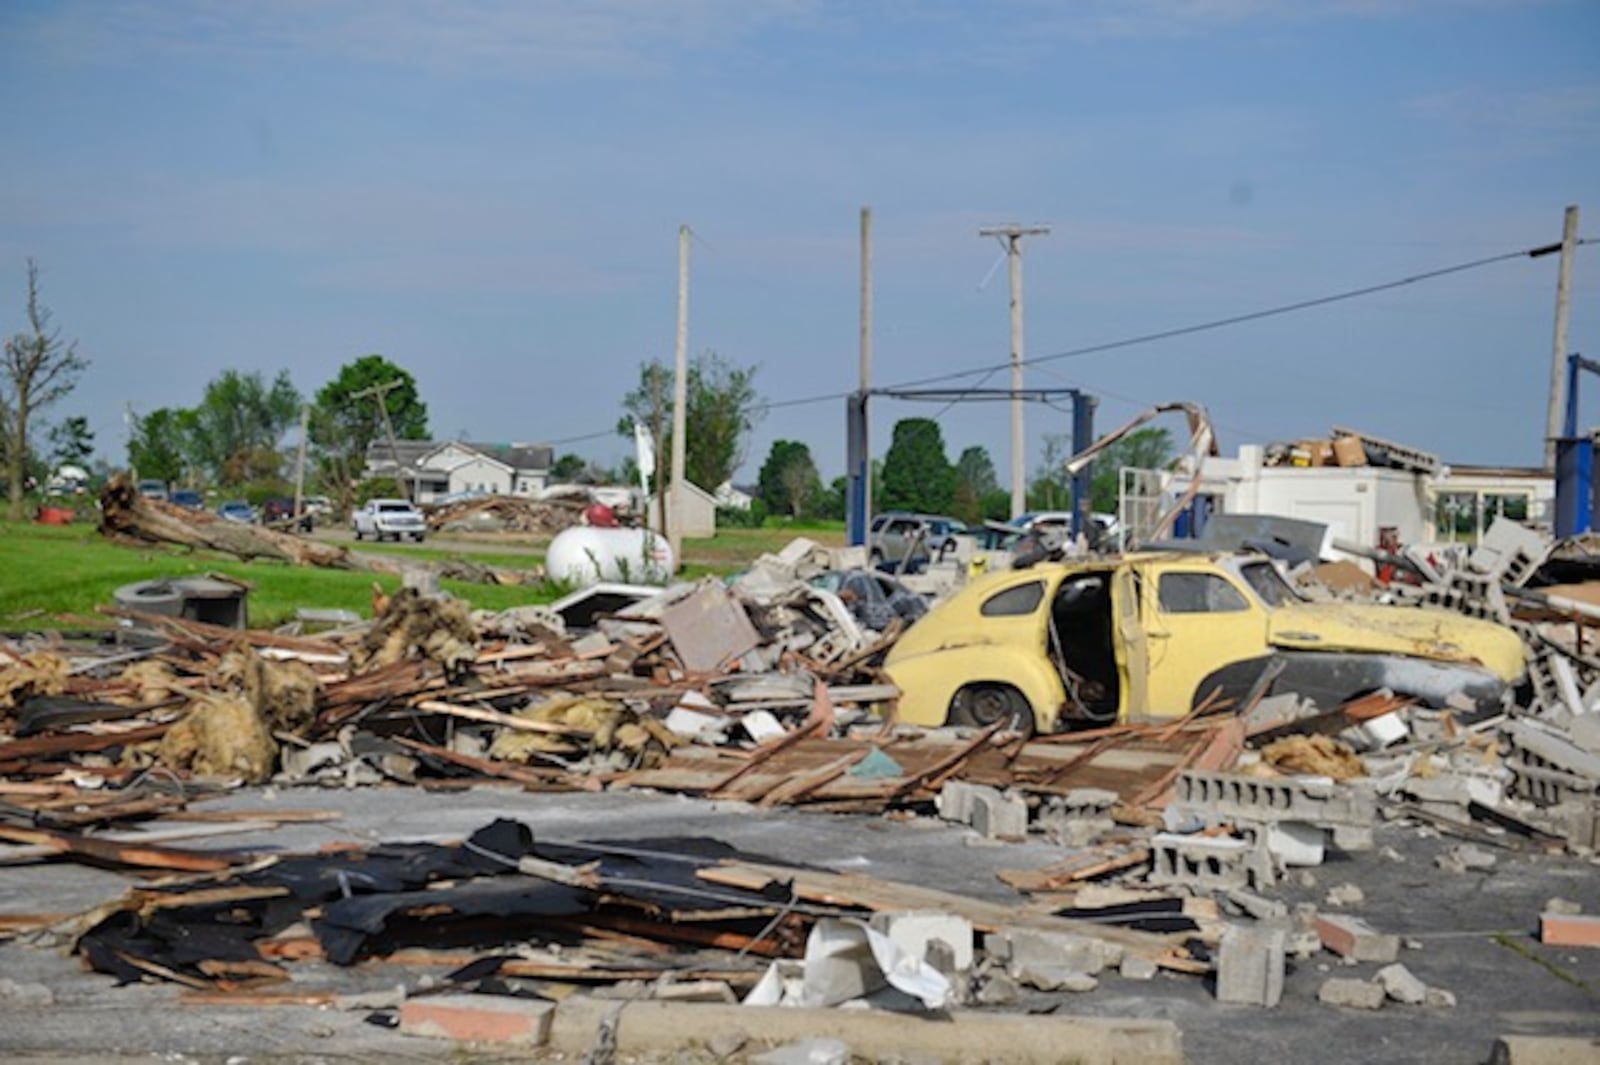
xmin=1540 ymin=912 xmax=1600 ymax=948
xmin=399 ymin=993 xmax=554 ymax=1046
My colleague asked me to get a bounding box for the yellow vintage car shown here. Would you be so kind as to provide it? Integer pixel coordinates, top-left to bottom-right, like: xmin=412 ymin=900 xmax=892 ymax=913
xmin=883 ymin=552 xmax=1527 ymax=733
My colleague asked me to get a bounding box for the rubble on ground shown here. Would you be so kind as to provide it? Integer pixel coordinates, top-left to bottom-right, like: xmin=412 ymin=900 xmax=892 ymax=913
xmin=3 ymin=513 xmax=1600 ymax=1050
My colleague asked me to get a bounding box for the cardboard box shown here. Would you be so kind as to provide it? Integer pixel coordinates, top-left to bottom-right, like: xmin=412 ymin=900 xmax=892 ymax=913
xmin=1333 ymin=435 xmax=1367 ymax=467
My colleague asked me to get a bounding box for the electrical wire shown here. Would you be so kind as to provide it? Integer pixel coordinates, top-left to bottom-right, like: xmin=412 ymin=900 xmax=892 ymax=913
xmin=544 ymin=240 xmax=1576 ymax=448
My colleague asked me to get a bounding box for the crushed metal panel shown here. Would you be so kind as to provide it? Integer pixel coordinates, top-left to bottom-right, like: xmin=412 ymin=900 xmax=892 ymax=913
xmin=659 ymin=580 xmax=762 ymax=673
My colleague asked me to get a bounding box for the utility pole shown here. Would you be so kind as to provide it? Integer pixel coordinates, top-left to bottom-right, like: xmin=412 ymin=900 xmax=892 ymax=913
xmin=979 ymin=224 xmax=1050 ymax=519
xmin=669 ymin=224 xmax=690 ymax=561
xmin=351 ymin=379 xmax=409 ymax=501
xmin=858 ymin=206 xmax=873 ymax=540
xmin=292 ymin=403 xmax=309 ymax=519
xmin=1545 ymin=204 xmax=1581 ymax=471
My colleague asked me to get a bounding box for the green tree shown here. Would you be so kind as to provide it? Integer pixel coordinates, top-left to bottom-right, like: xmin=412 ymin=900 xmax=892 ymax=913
xmin=311 ymin=355 xmax=429 ymax=512
xmin=48 ymin=415 xmax=94 ymax=467
xmin=128 ymin=408 xmax=190 ymax=486
xmin=757 ymin=439 xmax=823 ymax=518
xmin=617 ymin=352 xmax=762 ymax=492
xmin=188 ymin=369 xmax=301 ymax=486
xmin=2 ymin=260 xmax=88 ymax=518
xmin=550 ymin=452 xmax=588 ymax=481
xmin=952 ymin=445 xmax=999 ymax=523
xmin=1090 ymin=427 xmax=1175 ymax=513
xmin=879 ymin=418 xmax=956 ymax=515
xmin=1027 ymin=432 xmax=1075 ymax=512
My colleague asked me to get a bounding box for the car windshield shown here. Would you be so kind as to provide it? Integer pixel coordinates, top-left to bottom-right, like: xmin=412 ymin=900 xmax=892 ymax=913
xmin=1240 ymin=561 xmax=1301 ymax=607
xmin=377 ymin=502 xmax=415 ymax=513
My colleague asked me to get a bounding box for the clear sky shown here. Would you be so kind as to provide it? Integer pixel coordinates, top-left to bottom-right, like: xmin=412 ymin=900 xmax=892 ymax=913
xmin=2 ymin=0 xmax=1597 ymax=486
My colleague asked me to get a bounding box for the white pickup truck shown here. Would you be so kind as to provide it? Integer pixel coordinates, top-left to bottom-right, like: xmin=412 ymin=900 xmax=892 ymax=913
xmin=352 ymin=498 xmax=427 ymax=542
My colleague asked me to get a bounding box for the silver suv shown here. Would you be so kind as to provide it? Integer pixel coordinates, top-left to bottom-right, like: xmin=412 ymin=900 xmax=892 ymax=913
xmin=868 ymin=512 xmax=964 ymax=572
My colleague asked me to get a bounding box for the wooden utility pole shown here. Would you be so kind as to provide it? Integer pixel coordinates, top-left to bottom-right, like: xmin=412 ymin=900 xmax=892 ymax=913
xmin=292 ymin=403 xmax=309 ymax=519
xmin=351 ymin=379 xmax=409 ymax=501
xmin=979 ymin=224 xmax=1050 ymax=519
xmin=669 ymin=224 xmax=690 ymax=558
xmin=1545 ymin=204 xmax=1581 ymax=470
xmin=860 ymin=206 xmax=873 ymax=525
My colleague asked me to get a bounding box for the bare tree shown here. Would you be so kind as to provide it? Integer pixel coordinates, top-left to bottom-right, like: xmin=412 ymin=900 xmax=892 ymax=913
xmin=3 ymin=260 xmax=88 ymax=519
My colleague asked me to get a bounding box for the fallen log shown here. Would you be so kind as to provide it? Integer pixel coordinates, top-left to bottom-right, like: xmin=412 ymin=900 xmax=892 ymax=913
xmin=98 ymin=474 xmax=544 ymax=587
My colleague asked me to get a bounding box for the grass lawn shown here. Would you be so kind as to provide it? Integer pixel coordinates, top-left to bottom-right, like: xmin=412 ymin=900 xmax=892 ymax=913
xmin=0 ymin=521 xmax=552 ymax=631
xmin=0 ymin=519 xmax=841 ymax=631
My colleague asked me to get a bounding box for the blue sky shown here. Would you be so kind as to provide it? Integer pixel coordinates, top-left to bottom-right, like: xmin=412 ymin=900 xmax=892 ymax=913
xmin=2 ymin=0 xmax=1597 ymax=486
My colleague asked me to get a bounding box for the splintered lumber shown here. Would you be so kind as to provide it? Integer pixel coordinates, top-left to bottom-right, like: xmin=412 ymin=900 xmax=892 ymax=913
xmin=0 ymin=823 xmax=243 ymax=872
xmin=97 ymin=473 xmax=543 ymax=587
xmin=697 ymin=860 xmax=1188 ymax=968
xmin=998 ymin=844 xmax=1153 ymax=893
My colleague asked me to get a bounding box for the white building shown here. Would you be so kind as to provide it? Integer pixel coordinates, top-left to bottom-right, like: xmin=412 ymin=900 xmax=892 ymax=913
xmin=1131 ymin=442 xmax=1553 ymax=562
xmin=364 ymin=440 xmax=553 ymax=503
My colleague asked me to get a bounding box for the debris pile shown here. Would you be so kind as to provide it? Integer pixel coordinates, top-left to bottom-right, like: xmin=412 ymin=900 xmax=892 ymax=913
xmin=4 ymin=514 xmax=1600 ymax=1051
xmin=423 ymin=493 xmax=591 ymax=535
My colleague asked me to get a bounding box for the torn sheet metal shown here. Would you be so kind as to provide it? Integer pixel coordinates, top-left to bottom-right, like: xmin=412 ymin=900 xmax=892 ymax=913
xmin=659 ymin=580 xmax=763 ymax=673
xmin=744 ymin=918 xmax=951 ymax=1010
xmin=1065 ymin=401 xmax=1218 ymax=543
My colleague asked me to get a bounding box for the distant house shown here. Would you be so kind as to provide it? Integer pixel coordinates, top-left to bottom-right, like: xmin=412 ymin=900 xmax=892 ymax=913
xmin=363 ymin=440 xmax=554 ymax=504
xmin=714 ymin=481 xmax=757 ymax=511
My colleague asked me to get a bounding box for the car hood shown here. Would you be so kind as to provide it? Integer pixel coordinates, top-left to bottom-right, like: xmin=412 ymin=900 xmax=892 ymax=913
xmin=1267 ymin=602 xmax=1526 ymax=681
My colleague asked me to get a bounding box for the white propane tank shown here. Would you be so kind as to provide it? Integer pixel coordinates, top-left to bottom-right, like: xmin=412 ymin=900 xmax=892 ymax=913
xmin=545 ymin=526 xmax=676 ymax=587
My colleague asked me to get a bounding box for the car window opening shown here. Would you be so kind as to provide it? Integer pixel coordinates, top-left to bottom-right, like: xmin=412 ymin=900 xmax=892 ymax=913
xmin=1240 ymin=561 xmax=1301 ymax=607
xmin=1049 ymin=574 xmax=1121 ymax=725
xmin=1159 ymin=572 xmax=1249 ymax=614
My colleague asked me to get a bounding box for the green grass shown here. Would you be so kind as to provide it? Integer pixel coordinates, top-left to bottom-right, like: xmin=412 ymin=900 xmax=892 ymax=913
xmin=0 ymin=521 xmax=554 ymax=631
xmin=0 ymin=519 xmax=838 ymax=631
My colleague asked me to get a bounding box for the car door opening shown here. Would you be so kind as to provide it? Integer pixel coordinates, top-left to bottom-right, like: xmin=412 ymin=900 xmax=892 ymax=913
xmin=1049 ymin=573 xmax=1121 ymax=726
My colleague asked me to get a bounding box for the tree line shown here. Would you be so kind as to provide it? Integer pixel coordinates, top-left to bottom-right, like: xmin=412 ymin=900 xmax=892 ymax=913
xmin=3 ymin=259 xmax=1171 ymax=524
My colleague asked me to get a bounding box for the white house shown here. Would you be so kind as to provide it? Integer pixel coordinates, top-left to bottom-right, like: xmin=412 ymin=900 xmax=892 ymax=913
xmin=364 ymin=441 xmax=553 ymax=503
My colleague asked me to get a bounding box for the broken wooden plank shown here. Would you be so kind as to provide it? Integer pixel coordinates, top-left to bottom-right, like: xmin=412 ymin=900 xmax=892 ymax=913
xmin=0 ymin=823 xmax=243 ymax=872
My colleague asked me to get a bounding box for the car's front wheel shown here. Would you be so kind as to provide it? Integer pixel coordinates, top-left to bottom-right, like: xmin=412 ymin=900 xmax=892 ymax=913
xmin=353 ymin=527 xmax=364 ymax=541
xmin=948 ymin=683 xmax=1035 ymax=736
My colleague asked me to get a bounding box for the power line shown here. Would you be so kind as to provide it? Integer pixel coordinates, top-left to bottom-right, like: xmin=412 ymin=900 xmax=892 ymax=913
xmin=544 ymin=240 xmax=1574 ymax=451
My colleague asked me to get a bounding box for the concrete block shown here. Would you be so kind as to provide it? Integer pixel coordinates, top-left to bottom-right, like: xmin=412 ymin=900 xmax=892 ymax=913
xmin=1148 ymin=832 xmax=1262 ymax=891
xmin=1490 ymin=1035 xmax=1600 ymax=1065
xmin=1004 ymin=930 xmax=1122 ymax=975
xmin=1506 ymin=720 xmax=1600 ymax=806
xmin=1540 ymin=912 xmax=1600 ymax=948
xmin=1175 ymin=769 xmax=1375 ymax=829
xmin=869 ymin=910 xmax=975 ymax=972
xmin=1314 ymin=914 xmax=1399 ymax=963
xmin=1318 ymin=977 xmax=1385 ymax=1010
xmin=399 ymin=994 xmax=554 ymax=1046
xmin=971 ymin=789 xmax=1028 ymax=840
xmin=937 ymin=780 xmax=987 ymax=825
xmin=1215 ymin=924 xmax=1286 ymax=1007
xmin=1330 ymin=824 xmax=1376 ymax=852
xmin=1011 ymin=962 xmax=1098 ymax=992
xmin=1375 ymin=963 xmax=1427 ymax=1004
xmin=1119 ymin=956 xmax=1158 ymax=981
xmin=546 ymin=997 xmax=1185 ymax=1065
xmin=1266 ymin=822 xmax=1326 ymax=867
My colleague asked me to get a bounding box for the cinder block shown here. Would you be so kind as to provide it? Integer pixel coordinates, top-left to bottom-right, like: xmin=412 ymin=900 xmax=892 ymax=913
xmin=937 ymin=780 xmax=985 ymax=824
xmin=869 ymin=911 xmax=975 ymax=972
xmin=1314 ymin=913 xmax=1399 ymax=963
xmin=1004 ymin=930 xmax=1122 ymax=976
xmin=1174 ymin=770 xmax=1375 ymax=829
xmin=1266 ymin=822 xmax=1326 ymax=867
xmin=1540 ymin=912 xmax=1600 ymax=948
xmin=1148 ymin=833 xmax=1266 ymax=891
xmin=971 ymin=789 xmax=1028 ymax=840
xmin=400 ymin=994 xmax=554 ymax=1045
xmin=1318 ymin=977 xmax=1385 ymax=1011
xmin=1505 ymin=721 xmax=1600 ymax=807
xmin=1215 ymin=924 xmax=1286 ymax=1007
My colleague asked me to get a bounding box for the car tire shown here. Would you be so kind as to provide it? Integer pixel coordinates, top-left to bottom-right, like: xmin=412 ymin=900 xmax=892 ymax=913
xmin=869 ymin=549 xmax=884 ymax=571
xmin=412 ymin=533 xmax=425 ymax=542
xmin=948 ymin=683 xmax=1035 ymax=736
xmin=354 ymin=527 xmax=363 ymax=541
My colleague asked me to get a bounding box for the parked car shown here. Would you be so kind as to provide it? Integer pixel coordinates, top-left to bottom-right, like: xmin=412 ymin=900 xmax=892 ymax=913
xmin=169 ymin=490 xmax=204 ymax=509
xmin=353 ymin=498 xmax=426 ymax=542
xmin=302 ymin=495 xmax=334 ymax=520
xmin=884 ymin=550 xmax=1526 ymax=735
xmin=216 ymin=500 xmax=258 ymax=524
xmin=261 ymin=497 xmax=314 ymax=531
xmin=868 ymin=512 xmax=966 ymax=572
xmin=136 ymin=479 xmax=169 ymax=502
